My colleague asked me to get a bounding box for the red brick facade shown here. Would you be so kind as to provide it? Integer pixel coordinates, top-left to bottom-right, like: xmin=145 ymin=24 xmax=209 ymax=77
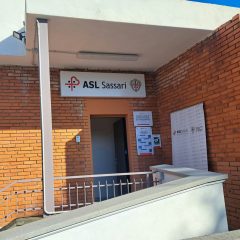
xmin=1 ymin=14 xmax=240 ymax=230
xmin=155 ymin=15 xmax=240 ymax=229
xmin=0 ymin=68 xmax=160 ymax=225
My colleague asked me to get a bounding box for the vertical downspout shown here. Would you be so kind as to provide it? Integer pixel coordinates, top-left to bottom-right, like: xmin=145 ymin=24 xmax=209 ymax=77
xmin=36 ymin=18 xmax=55 ymax=214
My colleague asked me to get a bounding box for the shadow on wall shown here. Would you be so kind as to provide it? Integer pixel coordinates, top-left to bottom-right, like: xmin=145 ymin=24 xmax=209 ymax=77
xmin=54 ymin=131 xmax=89 ymax=211
xmin=171 ymin=185 xmax=228 ymax=238
xmin=0 ymin=28 xmax=26 ymax=56
xmin=140 ymin=181 xmax=228 ymax=239
xmin=65 ymin=131 xmax=85 ymax=176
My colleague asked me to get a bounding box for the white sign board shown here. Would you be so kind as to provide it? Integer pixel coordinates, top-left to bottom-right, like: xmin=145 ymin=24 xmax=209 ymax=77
xmin=171 ymin=103 xmax=208 ymax=170
xmin=133 ymin=111 xmax=153 ymax=127
xmin=60 ymin=71 xmax=146 ymax=98
xmin=136 ymin=127 xmax=154 ymax=156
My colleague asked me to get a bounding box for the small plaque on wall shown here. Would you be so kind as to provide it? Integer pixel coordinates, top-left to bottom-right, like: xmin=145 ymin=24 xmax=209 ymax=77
xmin=133 ymin=111 xmax=153 ymax=127
xmin=153 ymin=134 xmax=161 ymax=148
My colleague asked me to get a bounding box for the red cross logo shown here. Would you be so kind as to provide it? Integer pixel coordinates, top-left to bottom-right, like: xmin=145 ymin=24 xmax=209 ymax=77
xmin=65 ymin=76 xmax=80 ymax=91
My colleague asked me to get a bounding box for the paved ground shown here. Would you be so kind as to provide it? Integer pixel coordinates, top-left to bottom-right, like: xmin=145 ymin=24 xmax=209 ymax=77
xmin=0 ymin=216 xmax=43 ymax=231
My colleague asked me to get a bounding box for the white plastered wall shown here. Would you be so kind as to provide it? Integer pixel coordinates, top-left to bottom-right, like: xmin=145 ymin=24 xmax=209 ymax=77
xmin=0 ymin=0 xmax=239 ymax=57
xmin=33 ymin=183 xmax=228 ymax=240
xmin=26 ymin=0 xmax=240 ymax=30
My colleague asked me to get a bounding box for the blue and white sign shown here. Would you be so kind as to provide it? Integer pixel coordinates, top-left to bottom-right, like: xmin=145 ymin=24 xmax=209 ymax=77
xmin=136 ymin=127 xmax=154 ymax=156
xmin=60 ymin=71 xmax=146 ymax=98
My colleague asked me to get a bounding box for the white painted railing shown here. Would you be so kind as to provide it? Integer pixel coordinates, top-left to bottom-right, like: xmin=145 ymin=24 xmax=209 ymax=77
xmin=0 ymin=171 xmax=161 ymax=227
xmin=54 ymin=171 xmax=161 ymax=211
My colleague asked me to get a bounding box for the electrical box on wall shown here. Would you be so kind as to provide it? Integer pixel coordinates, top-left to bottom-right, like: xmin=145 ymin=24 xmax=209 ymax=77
xmin=76 ymin=135 xmax=81 ymax=143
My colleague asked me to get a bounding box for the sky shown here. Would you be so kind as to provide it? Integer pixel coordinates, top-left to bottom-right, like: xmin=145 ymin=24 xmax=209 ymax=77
xmin=189 ymin=0 xmax=240 ymax=7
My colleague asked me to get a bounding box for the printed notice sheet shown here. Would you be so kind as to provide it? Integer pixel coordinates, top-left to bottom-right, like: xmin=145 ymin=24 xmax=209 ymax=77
xmin=136 ymin=127 xmax=153 ymax=156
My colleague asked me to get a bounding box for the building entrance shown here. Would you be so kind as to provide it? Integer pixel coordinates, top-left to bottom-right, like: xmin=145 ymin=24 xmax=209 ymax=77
xmin=90 ymin=116 xmax=129 ymax=201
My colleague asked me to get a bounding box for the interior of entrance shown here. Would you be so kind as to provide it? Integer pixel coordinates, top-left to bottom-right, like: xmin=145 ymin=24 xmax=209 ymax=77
xmin=91 ymin=116 xmax=129 ymax=201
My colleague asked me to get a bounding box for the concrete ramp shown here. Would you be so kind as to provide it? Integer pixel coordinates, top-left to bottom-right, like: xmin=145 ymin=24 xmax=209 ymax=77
xmin=0 ymin=165 xmax=228 ymax=240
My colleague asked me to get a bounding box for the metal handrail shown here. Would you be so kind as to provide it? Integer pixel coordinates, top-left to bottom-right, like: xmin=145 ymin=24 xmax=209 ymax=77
xmin=0 ymin=172 xmax=153 ymax=193
xmin=0 ymin=171 xmax=158 ymax=226
xmin=55 ymin=171 xmax=153 ymax=180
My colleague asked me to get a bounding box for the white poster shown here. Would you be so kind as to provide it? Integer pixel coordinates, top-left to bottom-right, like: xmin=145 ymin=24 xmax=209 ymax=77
xmin=60 ymin=71 xmax=146 ymax=98
xmin=136 ymin=127 xmax=154 ymax=156
xmin=133 ymin=111 xmax=153 ymax=127
xmin=171 ymin=103 xmax=208 ymax=170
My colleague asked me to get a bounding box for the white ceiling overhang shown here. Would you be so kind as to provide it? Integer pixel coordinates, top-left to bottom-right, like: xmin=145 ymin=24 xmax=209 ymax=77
xmin=25 ymin=15 xmax=213 ymax=72
xmin=0 ymin=0 xmax=239 ymax=72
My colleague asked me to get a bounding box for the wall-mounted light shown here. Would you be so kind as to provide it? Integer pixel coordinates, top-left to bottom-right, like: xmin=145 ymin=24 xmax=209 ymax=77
xmin=77 ymin=51 xmax=139 ymax=61
xmin=12 ymin=31 xmax=26 ymax=44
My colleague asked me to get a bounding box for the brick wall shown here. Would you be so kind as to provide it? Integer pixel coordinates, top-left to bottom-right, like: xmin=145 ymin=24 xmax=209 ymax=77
xmin=155 ymin=15 xmax=240 ymax=230
xmin=0 ymin=67 xmax=42 ymax=224
xmin=50 ymin=69 xmax=160 ymax=176
xmin=0 ymin=67 xmax=160 ymax=226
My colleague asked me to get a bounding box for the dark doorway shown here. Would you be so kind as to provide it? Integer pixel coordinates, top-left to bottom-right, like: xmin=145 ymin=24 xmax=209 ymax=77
xmin=91 ymin=116 xmax=129 ymax=201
